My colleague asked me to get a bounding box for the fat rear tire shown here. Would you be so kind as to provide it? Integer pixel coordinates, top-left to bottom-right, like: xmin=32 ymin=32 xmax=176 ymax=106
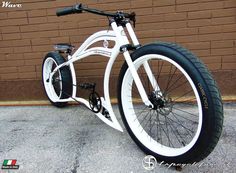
xmin=42 ymin=52 xmax=72 ymax=108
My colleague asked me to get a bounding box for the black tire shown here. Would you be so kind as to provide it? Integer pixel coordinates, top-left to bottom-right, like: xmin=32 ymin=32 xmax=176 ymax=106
xmin=118 ymin=42 xmax=224 ymax=163
xmin=42 ymin=52 xmax=72 ymax=108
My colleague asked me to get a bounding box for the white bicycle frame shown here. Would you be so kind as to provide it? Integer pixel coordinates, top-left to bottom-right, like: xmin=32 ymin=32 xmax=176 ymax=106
xmin=49 ymin=21 xmax=157 ymax=132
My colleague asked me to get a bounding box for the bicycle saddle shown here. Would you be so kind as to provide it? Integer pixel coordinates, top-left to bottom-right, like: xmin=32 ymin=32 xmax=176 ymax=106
xmin=54 ymin=43 xmax=74 ymax=53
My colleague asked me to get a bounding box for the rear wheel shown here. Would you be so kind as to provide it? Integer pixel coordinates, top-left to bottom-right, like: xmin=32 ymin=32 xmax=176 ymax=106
xmin=118 ymin=42 xmax=223 ymax=163
xmin=42 ymin=52 xmax=72 ymax=107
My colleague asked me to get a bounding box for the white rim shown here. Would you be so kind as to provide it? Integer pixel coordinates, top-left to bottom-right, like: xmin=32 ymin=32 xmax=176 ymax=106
xmin=43 ymin=57 xmax=62 ymax=101
xmin=121 ymin=54 xmax=202 ymax=157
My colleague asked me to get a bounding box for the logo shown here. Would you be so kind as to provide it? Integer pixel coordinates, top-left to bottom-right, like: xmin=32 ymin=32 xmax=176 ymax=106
xmin=103 ymin=40 xmax=109 ymax=48
xmin=2 ymin=1 xmax=22 ymax=8
xmin=142 ymin=155 xmax=157 ymax=171
xmin=1 ymin=159 xmax=19 ymax=169
xmin=197 ymin=83 xmax=209 ymax=109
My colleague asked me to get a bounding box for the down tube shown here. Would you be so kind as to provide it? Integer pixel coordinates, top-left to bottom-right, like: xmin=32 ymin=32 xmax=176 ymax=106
xmin=103 ymin=45 xmax=123 ymax=131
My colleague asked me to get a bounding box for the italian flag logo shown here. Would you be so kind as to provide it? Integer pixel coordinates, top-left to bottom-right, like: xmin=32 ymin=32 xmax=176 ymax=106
xmin=3 ymin=159 xmax=17 ymax=166
xmin=2 ymin=159 xmax=19 ymax=169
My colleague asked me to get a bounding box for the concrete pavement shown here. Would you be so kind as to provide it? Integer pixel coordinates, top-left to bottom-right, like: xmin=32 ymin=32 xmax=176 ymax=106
xmin=0 ymin=103 xmax=235 ymax=173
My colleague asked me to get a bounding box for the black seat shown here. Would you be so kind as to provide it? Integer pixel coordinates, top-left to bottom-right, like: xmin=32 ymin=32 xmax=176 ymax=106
xmin=54 ymin=43 xmax=74 ymax=53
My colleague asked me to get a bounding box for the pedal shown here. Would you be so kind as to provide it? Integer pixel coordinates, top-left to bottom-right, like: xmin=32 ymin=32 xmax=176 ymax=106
xmin=79 ymin=83 xmax=95 ymax=90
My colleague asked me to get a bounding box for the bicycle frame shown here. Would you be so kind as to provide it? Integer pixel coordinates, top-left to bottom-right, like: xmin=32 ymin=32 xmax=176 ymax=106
xmin=49 ymin=21 xmax=156 ymax=132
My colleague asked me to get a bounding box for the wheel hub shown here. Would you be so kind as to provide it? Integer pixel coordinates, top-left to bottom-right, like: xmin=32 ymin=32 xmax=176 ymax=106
xmin=149 ymin=91 xmax=173 ymax=115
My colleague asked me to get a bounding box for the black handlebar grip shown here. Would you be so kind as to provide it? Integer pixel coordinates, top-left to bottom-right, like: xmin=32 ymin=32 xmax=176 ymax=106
xmin=56 ymin=4 xmax=82 ymax=16
xmin=56 ymin=6 xmax=75 ymax=16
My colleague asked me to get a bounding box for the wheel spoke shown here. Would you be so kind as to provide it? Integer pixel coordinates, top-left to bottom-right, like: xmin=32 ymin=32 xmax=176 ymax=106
xmin=173 ymin=90 xmax=193 ymax=102
xmin=164 ymin=74 xmax=184 ymax=94
xmin=141 ymin=111 xmax=153 ymax=133
xmin=172 ymin=106 xmax=198 ymax=117
xmin=169 ymin=112 xmax=195 ymax=135
xmin=132 ymin=106 xmax=149 ymax=122
xmin=156 ymin=111 xmax=162 ymax=144
xmin=167 ymin=79 xmax=189 ymax=95
xmin=165 ymin=65 xmax=177 ymax=92
xmin=165 ymin=117 xmax=187 ymax=147
xmin=170 ymin=109 xmax=197 ymax=122
xmin=138 ymin=110 xmax=151 ymax=129
xmin=149 ymin=109 xmax=152 ymax=141
xmin=156 ymin=60 xmax=164 ymax=85
xmin=164 ymin=116 xmax=171 ymax=147
xmin=158 ymin=117 xmax=175 ymax=147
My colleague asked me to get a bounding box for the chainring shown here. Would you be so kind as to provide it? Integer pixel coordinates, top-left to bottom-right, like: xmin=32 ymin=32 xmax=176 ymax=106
xmin=89 ymin=92 xmax=102 ymax=113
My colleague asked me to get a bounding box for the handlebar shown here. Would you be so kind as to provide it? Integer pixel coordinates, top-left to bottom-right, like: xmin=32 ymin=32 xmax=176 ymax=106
xmin=56 ymin=4 xmax=82 ymax=16
xmin=56 ymin=3 xmax=136 ymax=26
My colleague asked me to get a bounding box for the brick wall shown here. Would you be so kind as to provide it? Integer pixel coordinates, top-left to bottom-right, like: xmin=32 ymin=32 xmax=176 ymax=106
xmin=0 ymin=0 xmax=236 ymax=101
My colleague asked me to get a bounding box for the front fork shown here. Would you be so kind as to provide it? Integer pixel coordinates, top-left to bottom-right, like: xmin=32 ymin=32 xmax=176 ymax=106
xmin=123 ymin=50 xmax=155 ymax=108
xmin=121 ymin=22 xmax=159 ymax=108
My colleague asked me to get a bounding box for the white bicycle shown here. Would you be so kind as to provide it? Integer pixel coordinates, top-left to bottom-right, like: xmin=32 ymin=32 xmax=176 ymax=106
xmin=42 ymin=4 xmax=223 ymax=164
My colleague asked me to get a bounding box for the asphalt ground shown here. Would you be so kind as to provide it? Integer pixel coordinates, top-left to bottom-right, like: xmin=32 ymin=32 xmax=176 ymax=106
xmin=0 ymin=103 xmax=235 ymax=173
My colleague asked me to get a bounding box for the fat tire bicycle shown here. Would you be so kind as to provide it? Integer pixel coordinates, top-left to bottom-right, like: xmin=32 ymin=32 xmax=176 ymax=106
xmin=42 ymin=3 xmax=224 ymax=164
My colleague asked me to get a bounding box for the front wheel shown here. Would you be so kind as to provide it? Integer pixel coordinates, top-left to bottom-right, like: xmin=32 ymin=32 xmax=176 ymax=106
xmin=118 ymin=42 xmax=223 ymax=163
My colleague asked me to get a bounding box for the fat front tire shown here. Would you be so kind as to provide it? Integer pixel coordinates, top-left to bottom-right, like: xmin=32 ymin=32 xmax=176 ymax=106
xmin=42 ymin=52 xmax=72 ymax=108
xmin=118 ymin=42 xmax=223 ymax=163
